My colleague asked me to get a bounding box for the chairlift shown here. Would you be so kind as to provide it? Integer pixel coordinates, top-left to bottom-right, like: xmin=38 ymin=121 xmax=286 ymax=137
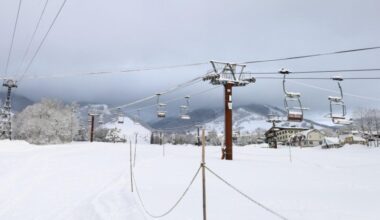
xmin=279 ymin=68 xmax=307 ymax=122
xmin=156 ymin=93 xmax=166 ymax=118
xmin=117 ymin=108 xmax=124 ymax=124
xmin=98 ymin=114 xmax=104 ymax=124
xmin=134 ymin=109 xmax=141 ymax=125
xmin=180 ymin=96 xmax=191 ymax=120
xmin=328 ymin=76 xmax=352 ymax=125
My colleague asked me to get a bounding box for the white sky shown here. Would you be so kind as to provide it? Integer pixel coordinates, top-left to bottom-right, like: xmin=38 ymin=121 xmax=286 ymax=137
xmin=0 ymin=0 xmax=380 ymax=114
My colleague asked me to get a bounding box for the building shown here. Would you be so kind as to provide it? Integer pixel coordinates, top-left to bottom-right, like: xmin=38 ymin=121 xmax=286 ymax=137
xmin=339 ymin=134 xmax=367 ymax=145
xmin=322 ymin=137 xmax=341 ymax=148
xmin=265 ymin=126 xmax=308 ymax=148
xmin=290 ymin=129 xmax=325 ymax=147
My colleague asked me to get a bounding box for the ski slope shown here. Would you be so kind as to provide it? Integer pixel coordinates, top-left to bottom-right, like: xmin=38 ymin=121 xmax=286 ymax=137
xmin=103 ymin=117 xmax=151 ymax=144
xmin=1 ymin=140 xmax=380 ymax=220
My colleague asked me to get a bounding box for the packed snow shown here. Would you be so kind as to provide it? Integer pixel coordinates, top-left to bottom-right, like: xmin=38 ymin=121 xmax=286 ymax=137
xmin=1 ymin=140 xmax=380 ymax=220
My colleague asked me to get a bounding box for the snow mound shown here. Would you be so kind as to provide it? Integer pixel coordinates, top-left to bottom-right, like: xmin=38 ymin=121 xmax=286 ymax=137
xmin=103 ymin=117 xmax=151 ymax=144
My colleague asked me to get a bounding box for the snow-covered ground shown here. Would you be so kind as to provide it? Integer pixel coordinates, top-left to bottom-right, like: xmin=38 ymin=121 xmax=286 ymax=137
xmin=1 ymin=140 xmax=380 ymax=220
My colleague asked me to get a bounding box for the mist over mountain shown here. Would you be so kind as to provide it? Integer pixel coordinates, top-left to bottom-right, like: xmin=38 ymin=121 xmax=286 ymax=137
xmin=0 ymin=92 xmax=34 ymax=112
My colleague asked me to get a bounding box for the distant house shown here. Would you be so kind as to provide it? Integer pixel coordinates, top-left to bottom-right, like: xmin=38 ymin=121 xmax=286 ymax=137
xmin=322 ymin=137 xmax=341 ymax=148
xmin=339 ymin=134 xmax=367 ymax=145
xmin=290 ymin=129 xmax=325 ymax=147
xmin=265 ymin=126 xmax=308 ymax=148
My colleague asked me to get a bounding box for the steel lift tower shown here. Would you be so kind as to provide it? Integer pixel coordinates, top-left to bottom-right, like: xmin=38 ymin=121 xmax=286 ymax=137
xmin=203 ymin=61 xmax=255 ymax=160
xmin=1 ymin=79 xmax=17 ymax=140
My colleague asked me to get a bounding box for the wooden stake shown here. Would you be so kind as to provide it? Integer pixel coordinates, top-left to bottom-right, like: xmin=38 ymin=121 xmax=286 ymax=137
xmin=89 ymin=115 xmax=95 ymax=142
xmin=130 ymin=140 xmax=134 ymax=192
xmin=133 ymin=133 xmax=138 ymax=167
xmin=201 ymin=128 xmax=207 ymax=220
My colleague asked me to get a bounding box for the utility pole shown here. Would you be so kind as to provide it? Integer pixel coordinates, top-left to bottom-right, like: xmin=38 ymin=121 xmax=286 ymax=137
xmin=0 ymin=79 xmax=17 ymax=140
xmin=201 ymin=128 xmax=207 ymax=220
xmin=203 ymin=61 xmax=255 ymax=160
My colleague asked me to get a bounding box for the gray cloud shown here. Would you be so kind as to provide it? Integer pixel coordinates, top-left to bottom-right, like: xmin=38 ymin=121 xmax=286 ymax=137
xmin=1 ymin=0 xmax=380 ymax=116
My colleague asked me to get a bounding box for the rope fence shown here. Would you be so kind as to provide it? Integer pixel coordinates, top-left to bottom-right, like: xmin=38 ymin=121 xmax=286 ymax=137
xmin=205 ymin=166 xmax=289 ymax=220
xmin=133 ymin=165 xmax=201 ymax=218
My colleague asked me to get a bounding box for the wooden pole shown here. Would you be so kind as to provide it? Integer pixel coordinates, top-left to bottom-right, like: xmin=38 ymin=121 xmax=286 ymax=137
xmin=130 ymin=140 xmax=134 ymax=192
xmin=133 ymin=133 xmax=138 ymax=167
xmin=201 ymin=128 xmax=207 ymax=220
xmin=161 ymin=132 xmax=165 ymax=157
xmin=90 ymin=115 xmax=95 ymax=142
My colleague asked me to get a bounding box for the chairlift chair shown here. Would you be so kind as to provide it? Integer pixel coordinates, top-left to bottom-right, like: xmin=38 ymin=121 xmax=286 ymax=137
xmin=157 ymin=103 xmax=167 ymax=118
xmin=279 ymin=68 xmax=307 ymax=122
xmin=328 ymin=76 xmax=352 ymax=125
xmin=134 ymin=109 xmax=141 ymax=125
xmin=179 ymin=96 xmax=191 ymax=120
xmin=156 ymin=93 xmax=167 ymax=118
xmin=98 ymin=114 xmax=104 ymax=124
xmin=117 ymin=108 xmax=124 ymax=124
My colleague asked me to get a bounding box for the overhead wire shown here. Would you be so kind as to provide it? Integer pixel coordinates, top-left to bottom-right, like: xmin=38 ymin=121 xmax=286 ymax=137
xmin=18 ymin=0 xmax=68 ymax=81
xmin=126 ymin=85 xmax=221 ymax=113
xmin=15 ymin=0 xmax=50 ymax=78
xmin=243 ymin=68 xmax=380 ymax=75
xmin=5 ymin=67 xmax=380 ymax=82
xmin=254 ymin=77 xmax=380 ymax=80
xmin=242 ymin=46 xmax=380 ymax=64
xmin=289 ymin=80 xmax=380 ymax=102
xmin=109 ymin=74 xmax=207 ymax=111
xmin=3 ymin=0 xmax=23 ymax=76
xmin=11 ymin=47 xmax=380 ymax=81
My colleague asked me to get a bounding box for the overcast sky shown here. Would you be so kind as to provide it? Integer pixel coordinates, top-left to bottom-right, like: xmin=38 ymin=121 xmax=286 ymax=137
xmin=1 ymin=0 xmax=380 ymax=117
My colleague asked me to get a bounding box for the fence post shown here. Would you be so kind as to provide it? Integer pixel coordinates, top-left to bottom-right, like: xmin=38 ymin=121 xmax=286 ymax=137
xmin=201 ymin=128 xmax=207 ymax=220
xmin=130 ymin=140 xmax=134 ymax=192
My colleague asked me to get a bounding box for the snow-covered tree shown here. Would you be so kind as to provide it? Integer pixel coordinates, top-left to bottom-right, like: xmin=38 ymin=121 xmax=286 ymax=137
xmin=13 ymin=99 xmax=80 ymax=145
xmin=105 ymin=128 xmax=126 ymax=143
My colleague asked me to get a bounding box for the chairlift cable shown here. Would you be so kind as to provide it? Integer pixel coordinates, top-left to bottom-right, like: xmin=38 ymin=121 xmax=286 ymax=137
xmin=243 ymin=68 xmax=380 ymax=75
xmin=289 ymin=80 xmax=380 ymax=102
xmin=15 ymin=0 xmax=50 ymax=78
xmin=254 ymin=77 xmax=380 ymax=80
xmin=18 ymin=0 xmax=69 ymax=82
xmin=125 ymin=85 xmax=220 ymax=113
xmin=242 ymin=46 xmax=380 ymax=64
xmin=3 ymin=0 xmax=23 ymax=76
xmin=109 ymin=75 xmax=204 ymax=111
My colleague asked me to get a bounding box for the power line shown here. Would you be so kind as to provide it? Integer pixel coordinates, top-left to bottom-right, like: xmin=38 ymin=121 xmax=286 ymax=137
xmin=245 ymin=68 xmax=380 ymax=75
xmin=15 ymin=66 xmax=209 ymax=81
xmin=120 ymin=62 xmax=208 ymax=73
xmin=254 ymin=77 xmax=380 ymax=80
xmin=18 ymin=0 xmax=68 ymax=81
xmin=126 ymin=85 xmax=221 ymax=113
xmin=4 ymin=0 xmax=23 ymax=76
xmin=109 ymin=75 xmax=205 ymax=111
xmin=289 ymin=80 xmax=380 ymax=102
xmin=242 ymin=46 xmax=380 ymax=64
xmin=15 ymin=0 xmax=50 ymax=78
xmin=9 ymin=67 xmax=380 ymax=81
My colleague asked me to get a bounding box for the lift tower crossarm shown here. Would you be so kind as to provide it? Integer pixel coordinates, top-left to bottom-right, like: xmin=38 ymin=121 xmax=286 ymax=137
xmin=203 ymin=61 xmax=256 ymax=160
